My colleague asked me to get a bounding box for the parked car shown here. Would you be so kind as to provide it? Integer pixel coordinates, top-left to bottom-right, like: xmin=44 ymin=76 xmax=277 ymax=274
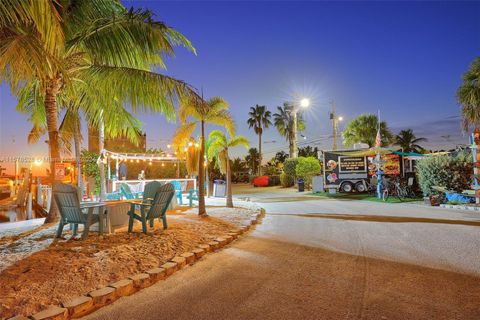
xmin=252 ymin=176 xmax=269 ymax=187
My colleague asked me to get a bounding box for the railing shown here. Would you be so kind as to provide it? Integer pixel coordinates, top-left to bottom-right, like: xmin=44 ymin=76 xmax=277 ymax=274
xmin=36 ymin=185 xmax=52 ymax=212
xmin=111 ymin=178 xmax=196 ymax=193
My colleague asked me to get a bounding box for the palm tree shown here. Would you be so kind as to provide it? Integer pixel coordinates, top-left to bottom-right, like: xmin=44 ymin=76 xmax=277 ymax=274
xmin=273 ymin=103 xmax=305 ymax=157
xmin=172 ymin=96 xmax=234 ymax=216
xmin=247 ymin=105 xmax=272 ymax=175
xmin=342 ymin=114 xmax=393 ymax=148
xmin=207 ymin=130 xmax=249 ymax=208
xmin=395 ymin=129 xmax=427 ymax=153
xmin=17 ymin=72 xmax=145 ymax=199
xmin=1 ymin=2 xmax=197 ymax=221
xmin=457 ymin=57 xmax=480 ymax=132
xmin=245 ymin=148 xmax=260 ymax=175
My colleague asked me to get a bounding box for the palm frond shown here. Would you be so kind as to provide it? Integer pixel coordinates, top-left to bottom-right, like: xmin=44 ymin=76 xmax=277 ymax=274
xmin=206 ymin=110 xmax=235 ymax=136
xmin=68 ymin=8 xmax=194 ymax=69
xmin=80 ymin=65 xmax=196 ymax=121
xmin=172 ymin=122 xmax=196 ymax=147
xmin=0 ymin=0 xmax=64 ymax=55
xmin=229 ymin=136 xmax=249 ymax=149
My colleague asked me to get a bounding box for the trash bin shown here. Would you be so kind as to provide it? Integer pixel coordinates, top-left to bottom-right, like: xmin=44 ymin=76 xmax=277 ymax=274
xmin=213 ymin=180 xmax=226 ymax=197
xmin=297 ymin=178 xmax=305 ymax=192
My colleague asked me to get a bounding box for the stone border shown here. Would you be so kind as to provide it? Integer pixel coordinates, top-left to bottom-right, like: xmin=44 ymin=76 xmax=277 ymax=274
xmin=9 ymin=207 xmax=265 ymax=320
xmin=440 ymin=203 xmax=480 ymax=212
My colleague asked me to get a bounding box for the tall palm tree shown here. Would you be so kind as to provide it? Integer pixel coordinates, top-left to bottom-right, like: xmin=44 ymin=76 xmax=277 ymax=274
xmin=273 ymin=103 xmax=305 ymax=157
xmin=457 ymin=57 xmax=480 ymax=132
xmin=207 ymin=130 xmax=249 ymax=208
xmin=342 ymin=114 xmax=393 ymax=148
xmin=172 ymin=96 xmax=234 ymax=216
xmin=247 ymin=105 xmax=271 ymax=175
xmin=1 ymin=2 xmax=197 ymax=221
xmin=395 ymin=129 xmax=427 ymax=153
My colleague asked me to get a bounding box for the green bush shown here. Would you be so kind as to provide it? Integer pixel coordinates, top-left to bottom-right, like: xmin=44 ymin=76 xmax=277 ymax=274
xmin=280 ymin=172 xmax=294 ymax=187
xmin=416 ymin=153 xmax=472 ymax=196
xmin=295 ymin=157 xmax=321 ymax=189
xmin=283 ymin=158 xmax=298 ymax=177
xmin=281 ymin=158 xmax=299 ymax=187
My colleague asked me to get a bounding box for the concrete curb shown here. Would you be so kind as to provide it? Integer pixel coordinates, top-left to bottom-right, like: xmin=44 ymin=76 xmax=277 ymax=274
xmin=8 ymin=207 xmax=264 ymax=320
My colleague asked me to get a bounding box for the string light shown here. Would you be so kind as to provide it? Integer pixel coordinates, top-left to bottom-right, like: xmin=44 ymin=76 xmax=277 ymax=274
xmin=188 ymin=142 xmax=193 ymax=147
xmin=149 ymin=162 xmax=152 ymax=166
xmin=136 ymin=159 xmax=139 ymax=163
xmin=167 ymin=144 xmax=171 ymax=149
xmin=161 ymin=163 xmax=165 ymax=167
xmin=130 ymin=159 xmax=133 ymax=163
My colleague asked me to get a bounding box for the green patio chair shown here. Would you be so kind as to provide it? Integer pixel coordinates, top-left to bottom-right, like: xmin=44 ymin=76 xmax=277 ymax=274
xmin=187 ymin=189 xmax=199 ymax=207
xmin=53 ymin=183 xmax=106 ymax=239
xmin=170 ymin=180 xmax=183 ymax=205
xmin=119 ymin=183 xmax=142 ymax=200
xmin=127 ymin=183 xmax=174 ymax=234
xmin=142 ymin=181 xmax=163 ymax=203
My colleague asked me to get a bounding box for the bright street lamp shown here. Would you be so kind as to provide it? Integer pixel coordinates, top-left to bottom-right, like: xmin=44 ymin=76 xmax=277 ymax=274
xmin=300 ymin=98 xmax=310 ymax=108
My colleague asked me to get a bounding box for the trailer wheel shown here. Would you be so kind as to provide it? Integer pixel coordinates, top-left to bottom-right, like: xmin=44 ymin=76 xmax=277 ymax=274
xmin=341 ymin=182 xmax=353 ymax=193
xmin=355 ymin=182 xmax=366 ymax=193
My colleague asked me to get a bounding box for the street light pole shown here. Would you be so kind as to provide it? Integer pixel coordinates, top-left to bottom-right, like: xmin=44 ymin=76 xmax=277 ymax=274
xmin=292 ymin=111 xmax=298 ymax=158
xmin=293 ymin=98 xmax=310 ymax=158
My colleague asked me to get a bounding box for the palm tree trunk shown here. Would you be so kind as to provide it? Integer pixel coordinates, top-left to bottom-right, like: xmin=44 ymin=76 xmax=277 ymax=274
xmin=258 ymin=133 xmax=262 ymax=176
xmin=205 ymin=161 xmax=210 ymax=197
xmin=226 ymin=155 xmax=233 ymax=208
xmin=73 ymin=115 xmax=83 ymax=198
xmin=44 ymin=77 xmax=62 ymax=223
xmin=292 ymin=112 xmax=298 ymax=158
xmin=198 ymin=120 xmax=207 ymax=216
xmin=98 ymin=110 xmax=107 ymax=200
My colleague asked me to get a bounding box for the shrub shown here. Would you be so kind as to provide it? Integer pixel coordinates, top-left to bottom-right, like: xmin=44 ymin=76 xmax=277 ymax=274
xmin=416 ymin=153 xmax=472 ymax=196
xmin=295 ymin=156 xmax=321 ymax=189
xmin=280 ymin=172 xmax=294 ymax=187
xmin=281 ymin=158 xmax=299 ymax=187
xmin=283 ymin=158 xmax=298 ymax=177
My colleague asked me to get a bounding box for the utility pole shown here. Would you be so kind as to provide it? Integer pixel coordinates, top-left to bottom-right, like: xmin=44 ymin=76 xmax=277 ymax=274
xmin=329 ymin=101 xmax=343 ymax=151
xmin=330 ymin=101 xmax=338 ymax=151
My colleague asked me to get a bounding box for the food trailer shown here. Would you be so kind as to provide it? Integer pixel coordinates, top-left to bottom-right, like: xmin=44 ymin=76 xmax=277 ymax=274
xmin=322 ymin=149 xmax=403 ymax=192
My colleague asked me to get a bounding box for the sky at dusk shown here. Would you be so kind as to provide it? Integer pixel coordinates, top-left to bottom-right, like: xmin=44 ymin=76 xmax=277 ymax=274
xmin=1 ymin=1 xmax=479 ymax=175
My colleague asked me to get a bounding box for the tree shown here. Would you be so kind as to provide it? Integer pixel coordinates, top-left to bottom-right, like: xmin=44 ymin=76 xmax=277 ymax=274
xmin=395 ymin=129 xmax=427 ymax=153
xmin=247 ymin=105 xmax=272 ymax=175
xmin=172 ymin=96 xmax=234 ymax=216
xmin=457 ymin=57 xmax=480 ymax=132
xmin=245 ymin=148 xmax=260 ymax=175
xmin=295 ymin=157 xmax=321 ymax=189
xmin=274 ymin=151 xmax=289 ymax=164
xmin=273 ymin=103 xmax=305 ymax=157
xmin=231 ymin=157 xmax=247 ymax=172
xmin=1 ymin=1 xmax=196 ymax=221
xmin=207 ymin=130 xmax=249 ymax=207
xmin=342 ymin=114 xmax=393 ymax=148
xmin=298 ymin=145 xmax=319 ymax=158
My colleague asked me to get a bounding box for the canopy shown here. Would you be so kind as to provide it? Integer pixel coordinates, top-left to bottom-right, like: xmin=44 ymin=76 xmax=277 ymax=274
xmin=325 ymin=147 xmax=401 ymax=157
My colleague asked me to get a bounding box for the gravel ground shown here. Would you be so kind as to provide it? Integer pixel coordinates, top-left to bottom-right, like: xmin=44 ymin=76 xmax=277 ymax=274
xmin=0 ymin=205 xmax=256 ymax=318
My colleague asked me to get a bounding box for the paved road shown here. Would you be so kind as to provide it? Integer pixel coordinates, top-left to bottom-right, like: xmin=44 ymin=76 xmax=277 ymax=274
xmin=83 ymin=186 xmax=480 ymax=320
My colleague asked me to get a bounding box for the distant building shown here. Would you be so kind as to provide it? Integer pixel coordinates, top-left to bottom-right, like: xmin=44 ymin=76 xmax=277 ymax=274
xmin=88 ymin=128 xmax=147 ymax=153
